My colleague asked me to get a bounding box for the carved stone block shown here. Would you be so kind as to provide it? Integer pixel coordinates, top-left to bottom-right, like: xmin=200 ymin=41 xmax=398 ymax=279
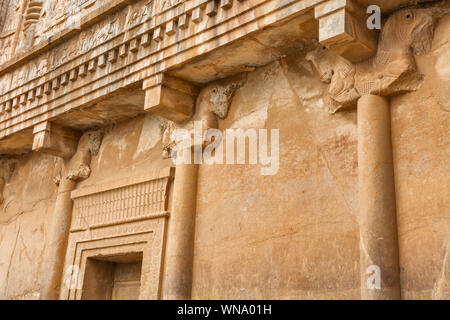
xmin=165 ymin=20 xmax=176 ymax=35
xmin=12 ymin=97 xmax=18 ymax=109
xmin=70 ymin=69 xmax=78 ymax=82
xmin=36 ymin=86 xmax=43 ymax=98
xmin=32 ymin=122 xmax=80 ymax=158
xmin=192 ymin=7 xmax=203 ymax=23
xmin=178 ymin=14 xmax=188 ymax=29
xmin=144 ymin=74 xmax=199 ymax=123
xmin=315 ymin=0 xmax=377 ymax=63
xmin=44 ymin=81 xmax=52 ymax=95
xmin=129 ymin=38 xmax=139 ymax=52
xmin=27 ymin=90 xmax=35 ymax=102
xmin=61 ymin=73 xmax=70 ymax=86
xmin=53 ymin=77 xmax=61 ymax=91
xmin=20 ymin=94 xmax=26 ymax=106
xmin=221 ymin=0 xmax=233 ymax=10
xmin=307 ymin=7 xmax=438 ymax=112
xmin=153 ymin=27 xmax=163 ymax=42
xmin=206 ymin=1 xmax=219 ymax=17
xmin=141 ymin=33 xmax=151 ymax=46
xmin=79 ymin=64 xmax=88 ymax=77
xmin=98 ymin=55 xmax=106 ymax=68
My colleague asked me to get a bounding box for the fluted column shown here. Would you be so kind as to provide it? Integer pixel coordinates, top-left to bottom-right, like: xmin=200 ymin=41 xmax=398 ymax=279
xmin=358 ymin=95 xmax=401 ymax=300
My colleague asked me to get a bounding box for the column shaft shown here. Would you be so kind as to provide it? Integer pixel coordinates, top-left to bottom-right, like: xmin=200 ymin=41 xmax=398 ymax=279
xmin=358 ymin=94 xmax=401 ymax=300
xmin=162 ymin=148 xmax=199 ymax=299
xmin=40 ymin=178 xmax=76 ymax=300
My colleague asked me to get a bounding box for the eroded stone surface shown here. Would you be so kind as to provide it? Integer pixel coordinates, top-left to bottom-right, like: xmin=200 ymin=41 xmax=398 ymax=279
xmin=0 ymin=0 xmax=448 ymax=300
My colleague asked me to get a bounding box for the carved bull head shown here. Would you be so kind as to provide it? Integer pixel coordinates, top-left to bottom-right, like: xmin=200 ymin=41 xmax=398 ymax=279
xmin=305 ymin=45 xmax=338 ymax=84
xmin=66 ymin=130 xmax=104 ymax=181
xmin=381 ymin=8 xmax=435 ymax=56
xmin=85 ymin=130 xmax=104 ymax=156
xmin=206 ymin=81 xmax=245 ymax=119
xmin=195 ymin=74 xmax=247 ymax=121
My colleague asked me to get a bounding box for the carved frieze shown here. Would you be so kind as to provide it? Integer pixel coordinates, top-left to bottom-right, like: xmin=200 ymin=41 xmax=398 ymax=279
xmin=0 ymin=0 xmax=20 ymax=66
xmin=0 ymin=0 xmax=246 ymax=115
xmin=70 ymin=168 xmax=173 ymax=230
xmin=23 ymin=1 xmax=44 ymax=31
xmin=159 ymin=0 xmax=186 ymax=13
xmin=3 ymin=0 xmax=424 ymax=147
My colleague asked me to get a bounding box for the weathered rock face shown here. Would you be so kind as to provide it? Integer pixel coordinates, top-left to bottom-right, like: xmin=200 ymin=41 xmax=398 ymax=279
xmin=0 ymin=152 xmax=59 ymax=299
xmin=0 ymin=0 xmax=448 ymax=300
xmin=192 ymin=58 xmax=361 ymax=299
xmin=391 ymin=13 xmax=450 ymax=300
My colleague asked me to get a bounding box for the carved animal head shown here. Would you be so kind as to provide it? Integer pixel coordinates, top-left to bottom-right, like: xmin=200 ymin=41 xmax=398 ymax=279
xmin=66 ymin=130 xmax=103 ymax=181
xmin=305 ymin=45 xmax=338 ymax=84
xmin=381 ymin=8 xmax=435 ymax=56
xmin=84 ymin=130 xmax=104 ymax=156
xmin=159 ymin=120 xmax=176 ymax=159
xmin=198 ymin=76 xmax=246 ymax=119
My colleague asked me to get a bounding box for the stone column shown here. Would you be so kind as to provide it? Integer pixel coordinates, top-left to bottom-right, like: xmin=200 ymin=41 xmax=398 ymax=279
xmin=309 ymin=5 xmax=437 ymax=300
xmin=159 ymin=76 xmax=244 ymax=299
xmin=358 ymin=95 xmax=401 ymax=300
xmin=40 ymin=130 xmax=103 ymax=300
xmin=162 ymin=147 xmax=199 ymax=299
xmin=39 ymin=178 xmax=77 ymax=300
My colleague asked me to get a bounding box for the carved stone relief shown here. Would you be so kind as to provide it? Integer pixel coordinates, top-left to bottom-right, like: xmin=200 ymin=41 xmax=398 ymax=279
xmin=160 ymin=119 xmax=176 ymax=159
xmin=61 ymin=168 xmax=173 ymax=300
xmin=160 ymin=74 xmax=246 ymax=158
xmin=0 ymin=0 xmax=11 ymax=34
xmin=158 ymin=0 xmax=185 ymax=12
xmin=23 ymin=1 xmax=44 ymax=30
xmin=306 ymin=8 xmax=444 ymax=113
xmin=126 ymin=0 xmax=153 ymax=29
xmin=0 ymin=1 xmax=21 ymax=65
xmin=66 ymin=130 xmax=104 ymax=181
xmin=34 ymin=0 xmax=105 ymax=46
xmin=0 ymin=0 xmax=20 ymax=36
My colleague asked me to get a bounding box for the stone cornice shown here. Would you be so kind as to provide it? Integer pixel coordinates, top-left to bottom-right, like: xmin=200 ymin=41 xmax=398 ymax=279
xmin=0 ymin=0 xmax=327 ymax=142
xmin=0 ymin=0 xmax=138 ymax=77
xmin=0 ymin=0 xmax=440 ymax=149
